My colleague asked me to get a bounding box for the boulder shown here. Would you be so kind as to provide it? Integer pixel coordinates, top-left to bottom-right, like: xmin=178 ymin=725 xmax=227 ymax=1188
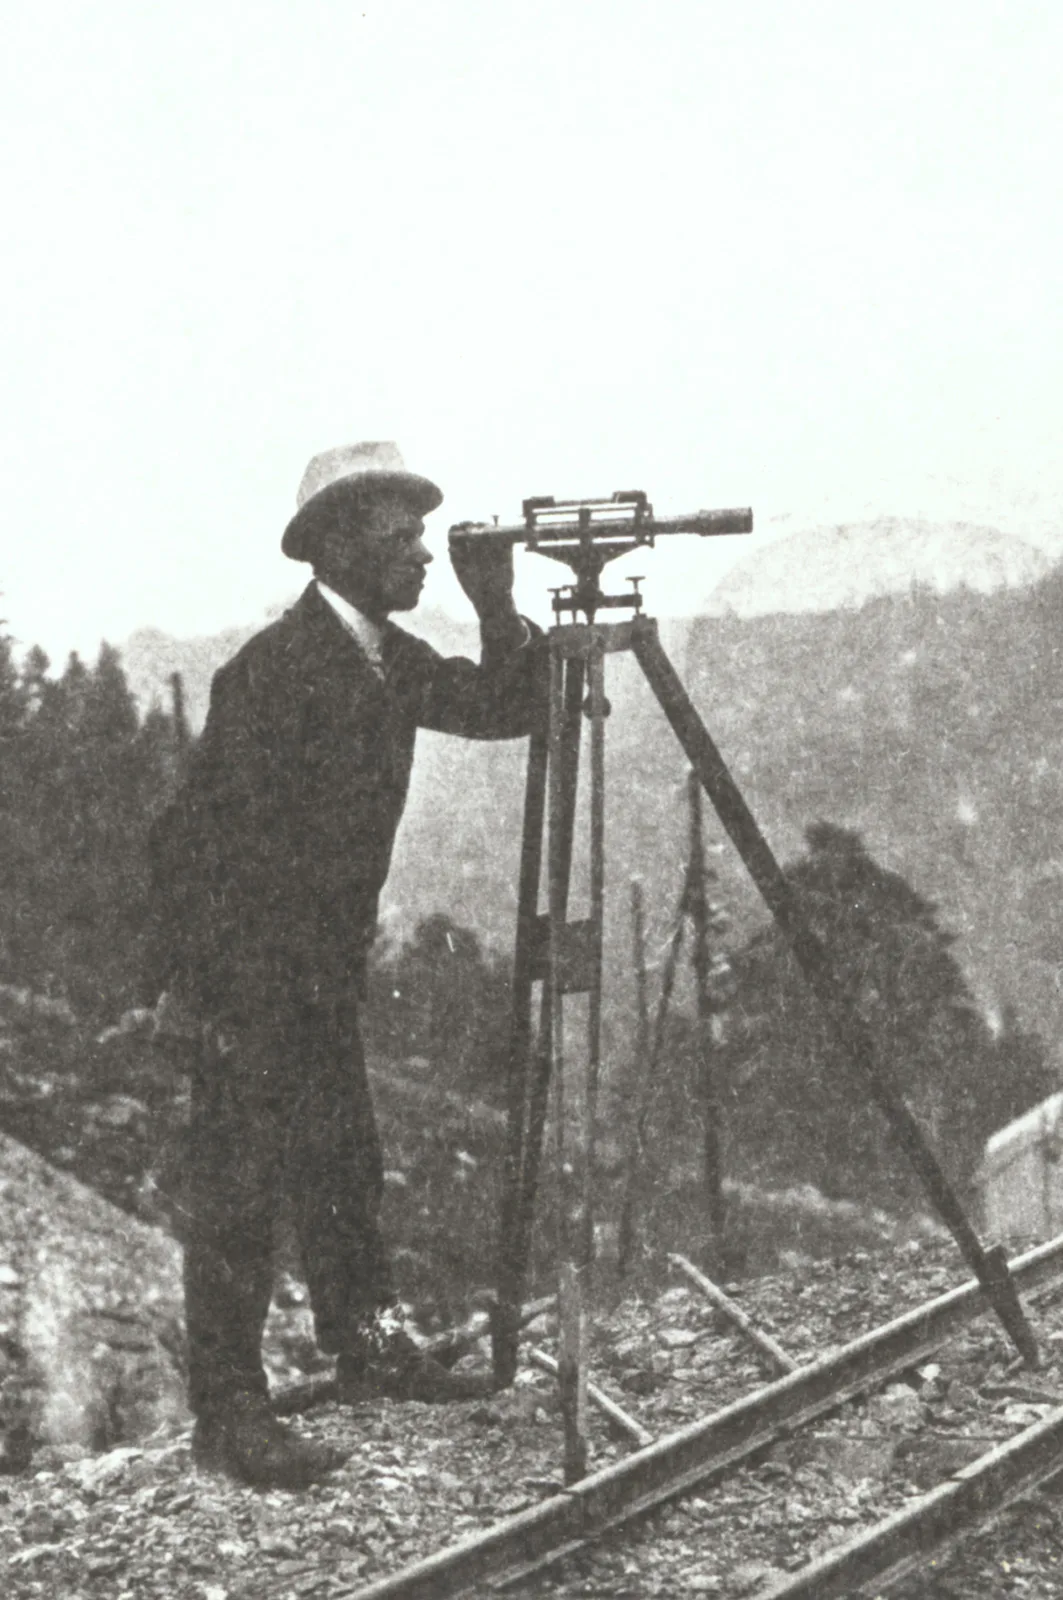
xmin=0 ymin=1131 xmax=188 ymax=1467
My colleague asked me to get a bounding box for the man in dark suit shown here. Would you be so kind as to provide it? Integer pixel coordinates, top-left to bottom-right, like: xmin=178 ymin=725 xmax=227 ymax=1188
xmin=149 ymin=442 xmax=541 ymax=1489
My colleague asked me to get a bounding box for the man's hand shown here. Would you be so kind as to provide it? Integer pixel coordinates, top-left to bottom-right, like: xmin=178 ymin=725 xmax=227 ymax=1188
xmin=448 ymin=524 xmax=519 ymax=621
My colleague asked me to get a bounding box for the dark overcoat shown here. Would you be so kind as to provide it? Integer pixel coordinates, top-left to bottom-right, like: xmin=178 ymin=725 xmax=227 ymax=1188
xmin=148 ymin=582 xmax=541 ymax=1018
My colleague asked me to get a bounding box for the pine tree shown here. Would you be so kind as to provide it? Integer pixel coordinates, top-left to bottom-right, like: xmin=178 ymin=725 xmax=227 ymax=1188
xmin=722 ymin=822 xmax=999 ymax=1205
xmin=0 ymin=621 xmax=29 ymax=976
xmin=85 ymin=642 xmax=139 ymax=745
xmin=18 ymin=645 xmax=51 ymax=723
xmin=0 ymin=627 xmax=24 ymax=747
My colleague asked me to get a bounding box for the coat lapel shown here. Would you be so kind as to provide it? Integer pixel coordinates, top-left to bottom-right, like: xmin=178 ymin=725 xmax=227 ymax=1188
xmin=288 ymin=583 xmax=387 ymax=691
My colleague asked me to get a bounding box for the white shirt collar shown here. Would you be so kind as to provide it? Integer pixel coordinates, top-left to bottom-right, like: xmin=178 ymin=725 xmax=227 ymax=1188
xmin=315 ymin=580 xmax=387 ymax=669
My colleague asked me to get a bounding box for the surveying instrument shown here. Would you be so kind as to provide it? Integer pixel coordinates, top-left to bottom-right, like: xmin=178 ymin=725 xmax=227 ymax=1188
xmin=449 ymin=491 xmax=1038 ymax=1482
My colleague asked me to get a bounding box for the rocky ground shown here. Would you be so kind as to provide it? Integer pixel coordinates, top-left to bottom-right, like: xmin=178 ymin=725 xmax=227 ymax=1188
xmin=3 ymin=1200 xmax=1063 ymax=1598
xmin=4 ymin=996 xmax=1063 ymax=1596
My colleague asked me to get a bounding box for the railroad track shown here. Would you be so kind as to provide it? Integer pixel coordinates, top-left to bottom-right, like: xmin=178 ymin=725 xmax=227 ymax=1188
xmin=336 ymin=1233 xmax=1063 ymax=1600
xmin=758 ymin=1400 xmax=1063 ymax=1597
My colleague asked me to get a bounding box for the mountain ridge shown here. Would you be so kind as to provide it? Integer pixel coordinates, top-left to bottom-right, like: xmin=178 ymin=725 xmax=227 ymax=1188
xmin=705 ymin=517 xmax=1050 ymax=617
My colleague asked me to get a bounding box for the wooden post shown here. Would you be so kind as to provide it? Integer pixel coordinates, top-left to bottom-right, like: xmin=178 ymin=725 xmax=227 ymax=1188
xmin=686 ymin=769 xmax=727 ymax=1271
xmin=617 ymin=878 xmax=653 ymax=1276
xmin=527 ymin=1347 xmax=654 ymax=1448
xmin=670 ymin=1253 xmax=797 ymax=1376
xmin=618 ymin=849 xmax=699 ymax=1276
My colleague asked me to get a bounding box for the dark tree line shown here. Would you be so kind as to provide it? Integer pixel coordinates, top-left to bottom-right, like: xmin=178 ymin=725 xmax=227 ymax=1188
xmin=0 ymin=626 xmax=187 ymax=1021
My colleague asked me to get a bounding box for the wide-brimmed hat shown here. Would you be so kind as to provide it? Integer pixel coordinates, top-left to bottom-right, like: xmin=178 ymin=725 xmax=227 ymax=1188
xmin=281 ymin=441 xmax=443 ymax=563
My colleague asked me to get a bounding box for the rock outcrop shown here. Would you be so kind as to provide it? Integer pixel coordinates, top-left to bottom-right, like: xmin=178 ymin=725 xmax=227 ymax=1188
xmin=0 ymin=1131 xmax=187 ymax=1470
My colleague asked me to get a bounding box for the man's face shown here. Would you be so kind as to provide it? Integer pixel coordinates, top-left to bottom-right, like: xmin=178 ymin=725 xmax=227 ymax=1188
xmin=319 ymin=492 xmax=434 ymax=618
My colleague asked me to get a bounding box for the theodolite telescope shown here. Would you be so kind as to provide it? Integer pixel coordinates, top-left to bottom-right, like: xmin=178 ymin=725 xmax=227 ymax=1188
xmin=449 ymin=491 xmax=754 ymax=620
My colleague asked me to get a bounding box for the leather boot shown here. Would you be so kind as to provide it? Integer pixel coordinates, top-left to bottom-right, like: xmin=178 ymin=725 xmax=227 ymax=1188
xmin=193 ymin=1392 xmax=348 ymax=1489
xmin=338 ymin=1309 xmax=495 ymax=1404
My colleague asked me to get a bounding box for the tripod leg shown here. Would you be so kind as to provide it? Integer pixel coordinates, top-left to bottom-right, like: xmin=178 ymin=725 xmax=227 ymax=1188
xmin=583 ymin=642 xmax=606 ymax=1274
xmin=549 ymin=649 xmax=593 ymax=1482
xmin=632 ymin=620 xmax=1039 ymax=1368
xmin=555 ymin=643 xmax=606 ymax=1483
xmin=517 ymin=652 xmax=586 ymax=1274
xmin=493 ymin=715 xmax=549 ymax=1386
xmin=493 ymin=648 xmax=586 ymax=1386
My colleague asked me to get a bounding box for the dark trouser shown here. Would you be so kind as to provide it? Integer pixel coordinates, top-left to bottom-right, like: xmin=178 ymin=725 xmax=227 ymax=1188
xmin=183 ymin=997 xmax=393 ymax=1417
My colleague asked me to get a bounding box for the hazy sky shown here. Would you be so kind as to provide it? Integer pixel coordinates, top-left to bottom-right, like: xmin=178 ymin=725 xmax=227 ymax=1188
xmin=3 ymin=1 xmax=1061 ymax=662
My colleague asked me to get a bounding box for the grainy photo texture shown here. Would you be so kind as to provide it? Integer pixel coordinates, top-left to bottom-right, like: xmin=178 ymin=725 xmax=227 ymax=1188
xmin=3 ymin=4 xmax=1063 ymax=1597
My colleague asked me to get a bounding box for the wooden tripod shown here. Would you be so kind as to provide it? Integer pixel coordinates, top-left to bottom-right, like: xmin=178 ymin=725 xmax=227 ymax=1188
xmin=492 ymin=609 xmax=1039 ymax=1482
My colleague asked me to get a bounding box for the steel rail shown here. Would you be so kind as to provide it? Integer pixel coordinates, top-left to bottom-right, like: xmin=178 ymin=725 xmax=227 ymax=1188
xmin=758 ymin=1403 xmax=1063 ymax=1598
xmin=339 ymin=1233 xmax=1063 ymax=1600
